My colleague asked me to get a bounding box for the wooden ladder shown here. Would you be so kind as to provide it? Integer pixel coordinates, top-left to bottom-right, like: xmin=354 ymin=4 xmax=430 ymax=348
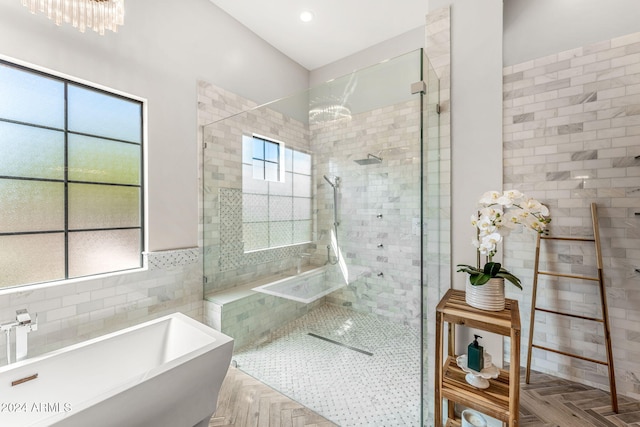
xmin=525 ymin=202 xmax=618 ymax=413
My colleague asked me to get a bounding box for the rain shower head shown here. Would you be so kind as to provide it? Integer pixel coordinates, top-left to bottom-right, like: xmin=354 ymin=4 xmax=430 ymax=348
xmin=354 ymin=154 xmax=382 ymax=165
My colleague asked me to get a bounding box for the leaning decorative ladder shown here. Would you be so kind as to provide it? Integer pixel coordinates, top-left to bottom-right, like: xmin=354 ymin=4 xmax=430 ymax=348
xmin=525 ymin=202 xmax=618 ymax=412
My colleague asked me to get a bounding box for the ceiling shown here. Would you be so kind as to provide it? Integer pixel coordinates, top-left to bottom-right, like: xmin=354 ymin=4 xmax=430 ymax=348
xmin=208 ymin=0 xmax=428 ymax=70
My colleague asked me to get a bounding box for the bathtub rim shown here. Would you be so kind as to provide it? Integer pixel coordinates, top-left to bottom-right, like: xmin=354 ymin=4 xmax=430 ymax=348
xmin=0 ymin=312 xmax=234 ymax=426
xmin=251 ymin=265 xmax=344 ymax=304
xmin=0 ymin=312 xmax=231 ymax=374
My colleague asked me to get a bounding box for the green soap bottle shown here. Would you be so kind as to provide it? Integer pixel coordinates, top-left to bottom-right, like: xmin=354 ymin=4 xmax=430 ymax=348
xmin=467 ymin=334 xmax=484 ymax=372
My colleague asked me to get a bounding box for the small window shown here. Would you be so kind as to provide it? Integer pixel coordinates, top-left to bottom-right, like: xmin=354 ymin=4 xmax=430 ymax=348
xmin=241 ymin=134 xmax=311 ymax=252
xmin=250 ymin=135 xmax=282 ymax=182
xmin=0 ymin=60 xmax=144 ymax=289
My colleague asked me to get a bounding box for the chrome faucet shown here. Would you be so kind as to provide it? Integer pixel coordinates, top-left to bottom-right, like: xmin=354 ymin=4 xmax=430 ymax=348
xmin=15 ymin=309 xmax=37 ymax=362
xmin=297 ymin=253 xmax=312 ymax=274
xmin=2 ymin=309 xmax=38 ymax=364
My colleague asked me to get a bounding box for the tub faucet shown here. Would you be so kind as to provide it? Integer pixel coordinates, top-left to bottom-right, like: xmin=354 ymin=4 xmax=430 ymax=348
xmin=14 ymin=309 xmax=38 ymax=362
xmin=1 ymin=319 xmax=18 ymax=364
xmin=297 ymin=253 xmax=312 ymax=274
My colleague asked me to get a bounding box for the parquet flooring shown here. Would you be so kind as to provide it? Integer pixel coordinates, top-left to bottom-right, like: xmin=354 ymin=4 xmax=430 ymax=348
xmin=209 ymin=367 xmax=337 ymax=427
xmin=520 ymin=369 xmax=640 ymax=426
xmin=210 ymin=366 xmax=640 ymax=426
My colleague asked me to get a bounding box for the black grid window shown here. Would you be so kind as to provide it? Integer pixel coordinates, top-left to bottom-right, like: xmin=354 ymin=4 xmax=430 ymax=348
xmin=0 ymin=60 xmax=144 ymax=289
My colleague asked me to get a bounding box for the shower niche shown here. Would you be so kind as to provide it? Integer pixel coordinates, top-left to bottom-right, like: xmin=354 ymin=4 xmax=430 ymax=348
xmin=201 ymin=48 xmax=442 ymax=427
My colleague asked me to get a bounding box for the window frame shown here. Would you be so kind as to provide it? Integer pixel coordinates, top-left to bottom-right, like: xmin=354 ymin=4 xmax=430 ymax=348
xmin=241 ymin=134 xmax=312 ymax=252
xmin=0 ymin=57 xmax=146 ymax=290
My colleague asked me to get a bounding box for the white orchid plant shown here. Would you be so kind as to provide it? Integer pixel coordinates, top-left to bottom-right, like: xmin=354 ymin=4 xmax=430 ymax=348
xmin=457 ymin=190 xmax=551 ymax=289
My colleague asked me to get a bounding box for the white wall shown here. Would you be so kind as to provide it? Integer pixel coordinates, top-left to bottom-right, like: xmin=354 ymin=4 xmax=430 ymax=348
xmin=428 ymin=0 xmax=504 ymax=289
xmin=309 ymin=27 xmax=425 ymax=85
xmin=0 ymin=0 xmax=308 ymax=364
xmin=504 ymin=0 xmax=640 ymax=66
xmin=0 ymin=0 xmax=308 ymax=251
xmin=426 ymin=1 xmax=505 ymax=395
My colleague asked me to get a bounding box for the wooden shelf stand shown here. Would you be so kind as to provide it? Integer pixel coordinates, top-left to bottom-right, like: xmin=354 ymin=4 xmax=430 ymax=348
xmin=435 ymin=289 xmax=521 ymax=427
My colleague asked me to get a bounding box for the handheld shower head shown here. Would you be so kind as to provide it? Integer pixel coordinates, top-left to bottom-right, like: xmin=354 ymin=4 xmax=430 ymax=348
xmin=323 ymin=175 xmax=340 ymax=188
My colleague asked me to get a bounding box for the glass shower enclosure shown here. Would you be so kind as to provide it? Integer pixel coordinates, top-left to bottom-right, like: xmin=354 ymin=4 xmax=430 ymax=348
xmin=202 ymin=49 xmax=442 ymax=426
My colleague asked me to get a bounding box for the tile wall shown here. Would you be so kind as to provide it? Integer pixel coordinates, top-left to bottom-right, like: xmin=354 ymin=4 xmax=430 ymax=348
xmin=313 ymin=102 xmax=423 ymax=328
xmin=0 ymin=249 xmax=202 ymax=365
xmin=503 ymin=31 xmax=640 ymax=399
xmin=199 ymin=82 xmax=312 ymax=296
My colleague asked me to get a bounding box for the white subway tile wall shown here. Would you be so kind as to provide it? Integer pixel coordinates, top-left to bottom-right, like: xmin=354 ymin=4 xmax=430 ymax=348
xmin=0 ymin=249 xmax=202 ymax=365
xmin=503 ymin=31 xmax=640 ymax=400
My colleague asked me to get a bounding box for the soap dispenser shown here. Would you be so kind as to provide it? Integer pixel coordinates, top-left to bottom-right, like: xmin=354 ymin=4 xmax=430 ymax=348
xmin=467 ymin=334 xmax=484 ymax=372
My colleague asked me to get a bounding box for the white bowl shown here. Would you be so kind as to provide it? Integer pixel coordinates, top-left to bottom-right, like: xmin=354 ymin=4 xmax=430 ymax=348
xmin=461 ymin=409 xmax=487 ymax=427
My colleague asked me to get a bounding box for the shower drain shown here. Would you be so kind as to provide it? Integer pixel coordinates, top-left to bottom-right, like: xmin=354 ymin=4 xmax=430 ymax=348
xmin=307 ymin=332 xmax=373 ymax=356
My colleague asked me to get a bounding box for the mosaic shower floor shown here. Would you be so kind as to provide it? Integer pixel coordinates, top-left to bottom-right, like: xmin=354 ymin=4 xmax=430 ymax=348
xmin=232 ymin=304 xmax=421 ymax=427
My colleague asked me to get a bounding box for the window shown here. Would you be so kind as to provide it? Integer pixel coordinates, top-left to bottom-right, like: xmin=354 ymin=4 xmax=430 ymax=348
xmin=241 ymin=134 xmax=312 ymax=251
xmin=251 ymin=136 xmax=281 ymax=182
xmin=0 ymin=60 xmax=144 ymax=289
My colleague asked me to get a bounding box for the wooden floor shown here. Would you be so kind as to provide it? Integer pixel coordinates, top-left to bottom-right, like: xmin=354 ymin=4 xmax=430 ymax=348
xmin=520 ymin=369 xmax=640 ymax=427
xmin=209 ymin=367 xmax=337 ymax=427
xmin=210 ymin=367 xmax=640 ymax=426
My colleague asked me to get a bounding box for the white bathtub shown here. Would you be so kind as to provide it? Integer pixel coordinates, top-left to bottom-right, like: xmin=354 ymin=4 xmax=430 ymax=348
xmin=0 ymin=312 xmax=234 ymax=427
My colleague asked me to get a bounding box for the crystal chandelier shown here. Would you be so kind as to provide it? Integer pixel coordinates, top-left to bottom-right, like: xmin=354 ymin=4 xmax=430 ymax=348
xmin=21 ymin=0 xmax=125 ymax=35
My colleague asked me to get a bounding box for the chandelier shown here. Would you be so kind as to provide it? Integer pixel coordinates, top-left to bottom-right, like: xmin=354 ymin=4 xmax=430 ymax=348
xmin=21 ymin=0 xmax=125 ymax=35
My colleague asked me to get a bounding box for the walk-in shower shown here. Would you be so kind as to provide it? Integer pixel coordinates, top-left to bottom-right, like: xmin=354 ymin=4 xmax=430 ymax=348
xmin=201 ymin=48 xmax=443 ymax=426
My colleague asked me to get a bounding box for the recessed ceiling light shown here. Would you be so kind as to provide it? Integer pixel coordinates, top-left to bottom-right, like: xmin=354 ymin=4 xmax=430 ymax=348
xmin=299 ymin=10 xmax=315 ymax=23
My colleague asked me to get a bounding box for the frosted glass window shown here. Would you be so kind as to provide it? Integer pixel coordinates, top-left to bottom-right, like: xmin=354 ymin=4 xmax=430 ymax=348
xmin=67 ymin=85 xmax=142 ymax=143
xmin=293 ymin=174 xmax=312 ymax=198
xmin=270 ymin=221 xmax=293 ymax=247
xmin=68 ymin=134 xmax=140 ymax=185
xmin=0 ymin=234 xmax=65 ymax=288
xmin=242 ymin=164 xmax=268 ymax=194
xmin=284 ymin=148 xmax=293 ymax=172
xmin=293 ymin=151 xmax=311 ymax=175
xmin=294 ymin=221 xmax=312 ymax=243
xmin=269 ymin=196 xmax=293 ymax=221
xmin=241 ymin=133 xmax=311 ymax=252
xmin=0 ymin=122 xmax=64 ymax=180
xmin=242 ymin=135 xmax=253 ymax=163
xmin=265 ymin=162 xmax=279 ymax=182
xmin=68 ymin=229 xmax=141 ymax=278
xmin=293 ymin=197 xmax=312 ymax=220
xmin=0 ymin=60 xmax=144 ymax=289
xmin=68 ymin=184 xmax=140 ymax=229
xmin=269 ymin=173 xmax=293 ymax=196
xmin=243 ymin=222 xmax=269 ymax=251
xmin=242 ymin=194 xmax=268 ymax=222
xmin=0 ymin=179 xmax=64 ymax=233
xmin=0 ymin=63 xmax=64 ymax=129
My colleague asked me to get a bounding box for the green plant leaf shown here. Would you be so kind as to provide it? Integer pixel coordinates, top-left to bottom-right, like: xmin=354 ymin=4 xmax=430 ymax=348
xmin=484 ymin=262 xmax=501 ymax=277
xmin=469 ymin=273 xmax=490 ymax=286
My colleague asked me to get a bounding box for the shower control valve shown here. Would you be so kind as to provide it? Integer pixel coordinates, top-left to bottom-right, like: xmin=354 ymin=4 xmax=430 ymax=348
xmin=377 ymin=244 xmax=384 ymax=248
xmin=376 ymin=214 xmax=383 ymax=219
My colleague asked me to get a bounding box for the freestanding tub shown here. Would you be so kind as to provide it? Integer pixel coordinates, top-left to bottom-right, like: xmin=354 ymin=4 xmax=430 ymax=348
xmin=0 ymin=312 xmax=234 ymax=427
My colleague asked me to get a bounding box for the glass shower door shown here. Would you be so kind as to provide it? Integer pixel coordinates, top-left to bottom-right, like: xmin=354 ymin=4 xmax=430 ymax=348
xmin=421 ymin=51 xmax=443 ymax=426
